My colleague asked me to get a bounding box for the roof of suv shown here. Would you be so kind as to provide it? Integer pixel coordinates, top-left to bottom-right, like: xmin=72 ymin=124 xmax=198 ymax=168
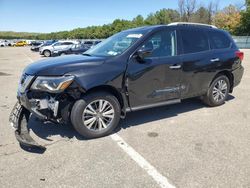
xmin=124 ymin=22 xmax=219 ymax=33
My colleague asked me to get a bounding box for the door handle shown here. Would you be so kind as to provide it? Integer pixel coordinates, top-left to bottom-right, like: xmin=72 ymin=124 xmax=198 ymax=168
xmin=169 ymin=64 xmax=182 ymax=69
xmin=210 ymin=58 xmax=220 ymax=62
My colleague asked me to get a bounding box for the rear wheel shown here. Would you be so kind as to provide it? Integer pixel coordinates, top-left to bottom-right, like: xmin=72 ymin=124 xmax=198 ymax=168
xmin=203 ymin=75 xmax=230 ymax=107
xmin=71 ymin=92 xmax=121 ymax=138
xmin=43 ymin=50 xmax=51 ymax=57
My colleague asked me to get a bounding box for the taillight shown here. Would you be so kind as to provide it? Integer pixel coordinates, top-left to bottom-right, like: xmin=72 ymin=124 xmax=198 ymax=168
xmin=236 ymin=51 xmax=244 ymax=61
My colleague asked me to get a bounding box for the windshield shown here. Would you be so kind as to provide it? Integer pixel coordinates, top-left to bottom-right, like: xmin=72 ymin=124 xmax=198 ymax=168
xmin=85 ymin=31 xmax=146 ymax=57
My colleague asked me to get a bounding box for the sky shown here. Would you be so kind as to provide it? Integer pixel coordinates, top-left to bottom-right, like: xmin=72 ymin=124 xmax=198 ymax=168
xmin=0 ymin=0 xmax=245 ymax=33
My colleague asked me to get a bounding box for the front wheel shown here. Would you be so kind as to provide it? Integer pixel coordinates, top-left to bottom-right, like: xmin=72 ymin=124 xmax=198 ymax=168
xmin=43 ymin=50 xmax=51 ymax=57
xmin=71 ymin=92 xmax=121 ymax=139
xmin=203 ymin=75 xmax=230 ymax=107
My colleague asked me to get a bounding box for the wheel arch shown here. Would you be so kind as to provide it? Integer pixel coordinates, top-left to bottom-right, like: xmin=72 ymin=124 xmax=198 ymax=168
xmin=83 ymin=85 xmax=127 ymax=117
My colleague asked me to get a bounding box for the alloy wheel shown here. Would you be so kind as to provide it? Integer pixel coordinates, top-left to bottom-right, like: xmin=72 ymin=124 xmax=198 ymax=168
xmin=212 ymin=79 xmax=228 ymax=102
xmin=82 ymin=99 xmax=115 ymax=131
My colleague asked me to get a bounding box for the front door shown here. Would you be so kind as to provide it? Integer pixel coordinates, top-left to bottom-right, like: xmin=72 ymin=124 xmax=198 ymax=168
xmin=127 ymin=29 xmax=182 ymax=108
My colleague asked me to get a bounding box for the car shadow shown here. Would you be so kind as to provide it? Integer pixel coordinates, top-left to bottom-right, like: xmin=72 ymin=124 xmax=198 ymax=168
xmin=28 ymin=117 xmax=85 ymax=141
xmin=25 ymin=95 xmax=235 ymax=153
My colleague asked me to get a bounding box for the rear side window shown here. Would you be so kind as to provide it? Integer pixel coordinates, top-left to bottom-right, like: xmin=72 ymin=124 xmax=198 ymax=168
xmin=208 ymin=31 xmax=231 ymax=49
xmin=62 ymin=42 xmax=73 ymax=45
xmin=84 ymin=41 xmax=93 ymax=45
xmin=180 ymin=29 xmax=209 ymax=54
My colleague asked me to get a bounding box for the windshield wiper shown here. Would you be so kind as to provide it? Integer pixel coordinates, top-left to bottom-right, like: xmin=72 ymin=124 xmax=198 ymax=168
xmin=82 ymin=53 xmax=91 ymax=56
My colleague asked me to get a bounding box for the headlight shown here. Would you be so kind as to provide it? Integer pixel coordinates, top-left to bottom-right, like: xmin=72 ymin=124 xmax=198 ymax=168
xmin=31 ymin=76 xmax=74 ymax=93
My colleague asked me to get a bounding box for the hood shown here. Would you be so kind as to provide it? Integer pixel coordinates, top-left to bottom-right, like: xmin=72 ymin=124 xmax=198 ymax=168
xmin=24 ymin=55 xmax=106 ymax=76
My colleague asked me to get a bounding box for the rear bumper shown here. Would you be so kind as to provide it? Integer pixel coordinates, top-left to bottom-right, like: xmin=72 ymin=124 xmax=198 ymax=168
xmin=232 ymin=65 xmax=244 ymax=88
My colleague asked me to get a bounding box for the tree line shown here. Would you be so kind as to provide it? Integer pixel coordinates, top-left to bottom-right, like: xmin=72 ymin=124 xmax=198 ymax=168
xmin=1 ymin=0 xmax=250 ymax=40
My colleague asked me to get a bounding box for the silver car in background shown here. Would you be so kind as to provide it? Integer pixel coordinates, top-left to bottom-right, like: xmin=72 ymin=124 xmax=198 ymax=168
xmin=39 ymin=41 xmax=78 ymax=57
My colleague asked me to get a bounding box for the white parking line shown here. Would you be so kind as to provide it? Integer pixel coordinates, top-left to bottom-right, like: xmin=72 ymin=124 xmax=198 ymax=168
xmin=22 ymin=53 xmax=34 ymax=63
xmin=110 ymin=134 xmax=175 ymax=188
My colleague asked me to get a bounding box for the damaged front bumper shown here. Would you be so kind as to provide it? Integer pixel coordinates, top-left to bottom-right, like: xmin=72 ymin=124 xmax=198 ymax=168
xmin=9 ymin=102 xmax=46 ymax=150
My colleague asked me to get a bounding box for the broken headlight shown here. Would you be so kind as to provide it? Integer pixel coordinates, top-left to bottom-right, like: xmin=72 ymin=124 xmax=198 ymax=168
xmin=31 ymin=76 xmax=74 ymax=93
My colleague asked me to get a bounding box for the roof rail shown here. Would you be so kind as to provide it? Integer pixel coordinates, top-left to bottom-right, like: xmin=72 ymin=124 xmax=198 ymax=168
xmin=168 ymin=22 xmax=217 ymax=29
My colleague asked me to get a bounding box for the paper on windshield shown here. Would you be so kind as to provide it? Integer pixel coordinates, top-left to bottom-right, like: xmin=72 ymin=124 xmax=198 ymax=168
xmin=126 ymin=34 xmax=143 ymax=38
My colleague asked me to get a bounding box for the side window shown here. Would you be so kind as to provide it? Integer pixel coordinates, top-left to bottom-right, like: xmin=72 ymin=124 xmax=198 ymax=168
xmin=61 ymin=42 xmax=72 ymax=45
xmin=140 ymin=30 xmax=176 ymax=58
xmin=208 ymin=31 xmax=231 ymax=49
xmin=181 ymin=29 xmax=209 ymax=54
xmin=53 ymin=42 xmax=61 ymax=46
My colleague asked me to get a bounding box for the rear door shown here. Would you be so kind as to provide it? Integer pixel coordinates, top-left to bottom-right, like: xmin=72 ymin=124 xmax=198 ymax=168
xmin=127 ymin=28 xmax=182 ymax=108
xmin=207 ymin=30 xmax=238 ymax=69
xmin=178 ymin=27 xmax=214 ymax=98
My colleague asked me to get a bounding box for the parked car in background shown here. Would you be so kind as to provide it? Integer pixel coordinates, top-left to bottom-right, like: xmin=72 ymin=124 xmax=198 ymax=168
xmin=10 ymin=23 xmax=244 ymax=149
xmin=52 ymin=43 xmax=89 ymax=56
xmin=30 ymin=41 xmax=43 ymax=46
xmin=39 ymin=41 xmax=78 ymax=57
xmin=5 ymin=40 xmax=13 ymax=46
xmin=81 ymin=40 xmax=101 ymax=49
xmin=31 ymin=40 xmax=57 ymax=52
xmin=13 ymin=41 xmax=27 ymax=47
xmin=0 ymin=41 xmax=6 ymax=47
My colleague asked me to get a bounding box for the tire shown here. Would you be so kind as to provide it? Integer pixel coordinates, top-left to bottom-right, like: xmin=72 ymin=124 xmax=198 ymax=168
xmin=60 ymin=53 xmax=66 ymax=56
xmin=71 ymin=92 xmax=121 ymax=139
xmin=203 ymin=75 xmax=230 ymax=107
xmin=43 ymin=50 xmax=51 ymax=57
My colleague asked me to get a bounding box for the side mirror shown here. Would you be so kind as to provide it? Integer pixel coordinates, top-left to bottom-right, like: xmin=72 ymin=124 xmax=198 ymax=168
xmin=135 ymin=48 xmax=153 ymax=62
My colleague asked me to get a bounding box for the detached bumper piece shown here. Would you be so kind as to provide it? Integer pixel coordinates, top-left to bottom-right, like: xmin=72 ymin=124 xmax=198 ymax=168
xmin=9 ymin=102 xmax=46 ymax=151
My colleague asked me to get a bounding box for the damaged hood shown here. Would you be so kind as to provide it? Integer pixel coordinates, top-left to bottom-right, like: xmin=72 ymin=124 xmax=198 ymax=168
xmin=24 ymin=55 xmax=106 ymax=76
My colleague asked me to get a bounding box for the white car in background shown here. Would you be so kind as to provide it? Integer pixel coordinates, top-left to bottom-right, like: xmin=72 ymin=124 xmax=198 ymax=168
xmin=39 ymin=41 xmax=78 ymax=57
xmin=0 ymin=41 xmax=6 ymax=47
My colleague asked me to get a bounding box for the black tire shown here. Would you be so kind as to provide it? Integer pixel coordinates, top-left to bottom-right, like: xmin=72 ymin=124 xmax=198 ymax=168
xmin=43 ymin=50 xmax=51 ymax=57
xmin=71 ymin=92 xmax=121 ymax=139
xmin=203 ymin=75 xmax=230 ymax=107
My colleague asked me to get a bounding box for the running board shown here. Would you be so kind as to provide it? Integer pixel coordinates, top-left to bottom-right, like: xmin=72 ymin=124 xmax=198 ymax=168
xmin=127 ymin=99 xmax=181 ymax=112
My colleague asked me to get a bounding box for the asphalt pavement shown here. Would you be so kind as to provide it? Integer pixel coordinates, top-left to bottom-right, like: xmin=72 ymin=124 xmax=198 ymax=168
xmin=0 ymin=47 xmax=249 ymax=188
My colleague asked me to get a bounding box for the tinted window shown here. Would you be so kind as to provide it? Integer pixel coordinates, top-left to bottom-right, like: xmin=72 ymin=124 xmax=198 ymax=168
xmin=181 ymin=29 xmax=209 ymax=54
xmin=140 ymin=30 xmax=176 ymax=58
xmin=208 ymin=31 xmax=231 ymax=49
xmin=62 ymin=42 xmax=73 ymax=45
xmin=53 ymin=42 xmax=62 ymax=46
xmin=84 ymin=41 xmax=93 ymax=45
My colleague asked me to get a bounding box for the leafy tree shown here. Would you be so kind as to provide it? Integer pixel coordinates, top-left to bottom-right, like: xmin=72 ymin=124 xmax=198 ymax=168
xmin=236 ymin=0 xmax=250 ymax=35
xmin=132 ymin=15 xmax=144 ymax=27
xmin=192 ymin=7 xmax=210 ymax=23
xmin=145 ymin=13 xmax=158 ymax=25
xmin=213 ymin=5 xmax=241 ymax=34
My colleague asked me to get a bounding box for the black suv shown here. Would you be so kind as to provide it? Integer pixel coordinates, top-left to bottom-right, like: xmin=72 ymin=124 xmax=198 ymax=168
xmin=10 ymin=23 xmax=244 ymax=149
